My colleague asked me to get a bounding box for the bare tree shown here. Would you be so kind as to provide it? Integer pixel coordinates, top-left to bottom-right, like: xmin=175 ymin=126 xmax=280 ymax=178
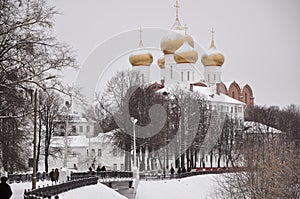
xmin=216 ymin=105 xmax=300 ymax=199
xmin=0 ymin=0 xmax=76 ymax=171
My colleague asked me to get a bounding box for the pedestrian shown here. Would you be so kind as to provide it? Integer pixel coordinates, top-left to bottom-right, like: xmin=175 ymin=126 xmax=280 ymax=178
xmin=0 ymin=176 xmax=12 ymax=199
xmin=50 ymin=169 xmax=55 ymax=184
xmin=100 ymin=166 xmax=106 ymax=172
xmin=96 ymin=166 xmax=101 ymax=172
xmin=54 ymin=168 xmax=59 ymax=184
xmin=170 ymin=166 xmax=175 ymax=177
xmin=177 ymin=167 xmax=182 ymax=177
xmin=88 ymin=166 xmax=93 ymax=172
xmin=182 ymin=166 xmax=186 ymax=173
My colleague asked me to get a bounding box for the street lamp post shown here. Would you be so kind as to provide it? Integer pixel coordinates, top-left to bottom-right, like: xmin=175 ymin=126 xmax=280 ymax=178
xmin=63 ymin=100 xmax=71 ymax=168
xmin=131 ymin=117 xmax=138 ymax=169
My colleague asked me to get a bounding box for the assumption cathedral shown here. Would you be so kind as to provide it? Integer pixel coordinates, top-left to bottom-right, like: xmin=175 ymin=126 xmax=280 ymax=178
xmin=47 ymin=0 xmax=256 ymax=171
xmin=129 ymin=0 xmax=254 ymax=121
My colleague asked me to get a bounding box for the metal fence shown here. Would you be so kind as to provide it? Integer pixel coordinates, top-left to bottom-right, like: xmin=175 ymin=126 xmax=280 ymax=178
xmin=23 ymin=177 xmax=98 ymax=199
xmin=70 ymin=171 xmax=133 ymax=180
xmin=8 ymin=172 xmax=48 ymax=183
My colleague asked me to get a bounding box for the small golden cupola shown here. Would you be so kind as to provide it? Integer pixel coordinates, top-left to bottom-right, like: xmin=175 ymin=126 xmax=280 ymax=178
xmin=201 ymin=28 xmax=225 ymax=67
xmin=157 ymin=55 xmax=165 ymax=68
xmin=174 ymin=26 xmax=198 ymax=64
xmin=160 ymin=0 xmax=194 ymax=55
xmin=129 ymin=27 xmax=153 ymax=66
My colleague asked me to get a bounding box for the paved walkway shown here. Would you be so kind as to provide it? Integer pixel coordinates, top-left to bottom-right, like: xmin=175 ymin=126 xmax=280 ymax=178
xmin=114 ymin=181 xmax=136 ymax=199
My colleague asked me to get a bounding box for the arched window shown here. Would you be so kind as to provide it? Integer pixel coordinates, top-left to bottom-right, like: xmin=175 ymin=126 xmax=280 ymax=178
xmin=245 ymin=93 xmax=248 ymax=104
xmin=232 ymin=91 xmax=235 ymax=98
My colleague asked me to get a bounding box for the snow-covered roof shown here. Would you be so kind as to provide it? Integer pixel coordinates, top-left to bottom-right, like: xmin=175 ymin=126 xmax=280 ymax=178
xmin=244 ymin=121 xmax=283 ymax=134
xmin=51 ymin=135 xmax=89 ymax=148
xmin=193 ymin=86 xmax=245 ymax=105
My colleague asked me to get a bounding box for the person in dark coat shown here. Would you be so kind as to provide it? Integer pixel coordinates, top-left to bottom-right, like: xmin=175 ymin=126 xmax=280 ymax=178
xmin=182 ymin=166 xmax=186 ymax=173
xmin=177 ymin=167 xmax=182 ymax=177
xmin=170 ymin=166 xmax=175 ymax=178
xmin=49 ymin=169 xmax=55 ymax=184
xmin=54 ymin=168 xmax=59 ymax=184
xmin=100 ymin=166 xmax=106 ymax=172
xmin=96 ymin=166 xmax=101 ymax=172
xmin=0 ymin=176 xmax=12 ymax=199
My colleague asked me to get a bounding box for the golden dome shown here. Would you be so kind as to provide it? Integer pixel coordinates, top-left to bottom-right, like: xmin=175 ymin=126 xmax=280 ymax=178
xmin=201 ymin=29 xmax=225 ymax=66
xmin=157 ymin=56 xmax=165 ymax=68
xmin=161 ymin=32 xmax=194 ymax=55
xmin=129 ymin=50 xmax=153 ymax=66
xmin=174 ymin=40 xmax=198 ymax=64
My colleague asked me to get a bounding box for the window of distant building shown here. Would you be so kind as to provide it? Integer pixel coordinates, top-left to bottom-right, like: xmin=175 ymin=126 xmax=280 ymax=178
xmin=238 ymin=107 xmax=242 ymax=113
xmin=98 ymin=149 xmax=102 ymax=157
xmin=86 ymin=126 xmax=90 ymax=133
xmin=245 ymin=93 xmax=248 ymax=104
xmin=120 ymin=164 xmax=124 ymax=171
xmin=79 ymin=126 xmax=83 ymax=133
xmin=232 ymin=91 xmax=235 ymax=98
xmin=187 ymin=71 xmax=190 ymax=81
xmin=181 ymin=72 xmax=183 ymax=81
xmin=214 ymin=74 xmax=216 ymax=81
xmin=91 ymin=149 xmax=95 ymax=156
xmin=72 ymin=126 xmax=76 ymax=133
xmin=170 ymin=65 xmax=173 ymax=79
xmin=86 ymin=149 xmax=89 ymax=156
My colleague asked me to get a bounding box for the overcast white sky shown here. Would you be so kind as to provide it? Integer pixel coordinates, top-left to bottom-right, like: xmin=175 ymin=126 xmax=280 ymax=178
xmin=49 ymin=0 xmax=300 ymax=107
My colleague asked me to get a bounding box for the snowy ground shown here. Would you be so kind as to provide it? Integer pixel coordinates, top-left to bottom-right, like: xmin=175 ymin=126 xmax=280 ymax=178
xmin=136 ymin=174 xmax=219 ymax=199
xmin=10 ymin=174 xmax=220 ymax=199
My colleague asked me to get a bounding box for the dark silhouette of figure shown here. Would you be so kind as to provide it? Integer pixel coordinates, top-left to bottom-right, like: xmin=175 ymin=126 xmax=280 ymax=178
xmin=0 ymin=176 xmax=12 ymax=199
xmin=54 ymin=168 xmax=59 ymax=184
xmin=177 ymin=167 xmax=182 ymax=177
xmin=99 ymin=166 xmax=106 ymax=178
xmin=96 ymin=166 xmax=101 ymax=172
xmin=100 ymin=166 xmax=106 ymax=172
xmin=182 ymin=166 xmax=186 ymax=173
xmin=49 ymin=169 xmax=55 ymax=184
xmin=170 ymin=166 xmax=175 ymax=178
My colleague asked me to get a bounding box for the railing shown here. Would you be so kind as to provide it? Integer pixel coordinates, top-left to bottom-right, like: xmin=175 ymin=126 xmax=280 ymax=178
xmin=141 ymin=169 xmax=239 ymax=181
xmin=8 ymin=172 xmax=48 ymax=183
xmin=24 ymin=177 xmax=98 ymax=199
xmin=70 ymin=171 xmax=133 ymax=180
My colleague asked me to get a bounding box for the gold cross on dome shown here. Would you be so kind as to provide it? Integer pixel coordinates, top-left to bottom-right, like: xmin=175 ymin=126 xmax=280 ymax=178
xmin=184 ymin=24 xmax=188 ymax=35
xmin=138 ymin=26 xmax=144 ymax=47
xmin=174 ymin=0 xmax=180 ymax=20
xmin=211 ymin=28 xmax=215 ymax=41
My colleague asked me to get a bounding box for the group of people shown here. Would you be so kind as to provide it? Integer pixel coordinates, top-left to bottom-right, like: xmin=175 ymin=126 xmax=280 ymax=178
xmin=49 ymin=168 xmax=60 ymax=184
xmin=88 ymin=165 xmax=106 ymax=172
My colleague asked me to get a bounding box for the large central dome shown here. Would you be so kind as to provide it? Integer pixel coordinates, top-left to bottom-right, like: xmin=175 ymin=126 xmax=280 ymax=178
xmin=161 ymin=31 xmax=194 ymax=55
